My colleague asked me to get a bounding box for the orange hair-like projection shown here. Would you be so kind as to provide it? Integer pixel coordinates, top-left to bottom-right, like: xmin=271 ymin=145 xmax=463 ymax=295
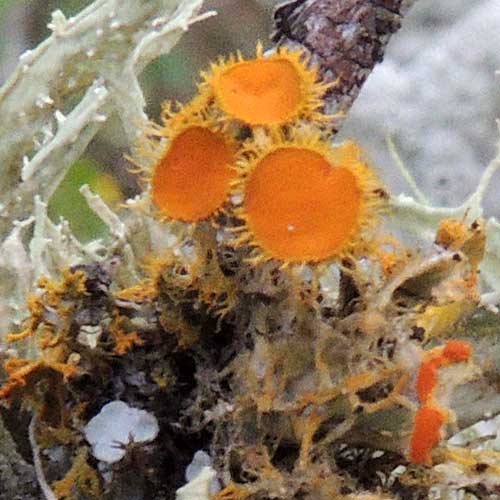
xmin=232 ymin=133 xmax=384 ymax=263
xmin=201 ymin=43 xmax=330 ymax=126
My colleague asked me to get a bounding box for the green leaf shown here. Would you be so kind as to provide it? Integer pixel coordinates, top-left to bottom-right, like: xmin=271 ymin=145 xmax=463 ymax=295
xmin=48 ymin=158 xmax=123 ymax=242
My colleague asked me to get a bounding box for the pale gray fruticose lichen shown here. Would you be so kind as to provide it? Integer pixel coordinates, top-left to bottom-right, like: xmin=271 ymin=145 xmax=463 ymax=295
xmin=387 ymin=132 xmax=500 ymax=308
xmin=0 ymin=0 xmax=209 ymax=340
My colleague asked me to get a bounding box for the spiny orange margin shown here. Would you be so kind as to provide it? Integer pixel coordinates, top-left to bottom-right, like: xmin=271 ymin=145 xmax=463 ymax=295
xmin=201 ymin=43 xmax=331 ymax=126
xmin=232 ymin=132 xmax=384 ymax=264
xmin=134 ymin=100 xmax=237 ymax=223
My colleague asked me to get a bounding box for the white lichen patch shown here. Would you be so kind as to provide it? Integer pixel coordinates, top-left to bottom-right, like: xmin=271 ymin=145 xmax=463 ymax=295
xmin=176 ymin=466 xmax=218 ymax=500
xmin=84 ymin=401 xmax=159 ymax=464
xmin=449 ymin=414 xmax=500 ymax=451
xmin=185 ymin=451 xmax=221 ymax=494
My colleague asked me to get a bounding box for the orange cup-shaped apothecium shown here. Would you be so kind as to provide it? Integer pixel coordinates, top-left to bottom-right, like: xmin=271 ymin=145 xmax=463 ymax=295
xmin=202 ymin=44 xmax=330 ymax=127
xmin=232 ymin=134 xmax=384 ymax=264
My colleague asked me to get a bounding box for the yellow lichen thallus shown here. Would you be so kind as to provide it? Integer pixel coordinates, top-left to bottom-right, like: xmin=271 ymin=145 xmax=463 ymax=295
xmin=231 ymin=131 xmax=384 ymax=264
xmin=133 ymin=43 xmax=386 ymax=266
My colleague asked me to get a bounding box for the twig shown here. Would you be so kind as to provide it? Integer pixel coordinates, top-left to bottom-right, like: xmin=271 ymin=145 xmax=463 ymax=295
xmin=386 ymin=134 xmax=429 ymax=205
xmin=29 ymin=416 xmax=57 ymax=500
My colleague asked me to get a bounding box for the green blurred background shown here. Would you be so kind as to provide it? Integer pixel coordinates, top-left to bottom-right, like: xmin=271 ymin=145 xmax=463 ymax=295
xmin=0 ymin=0 xmax=277 ymax=241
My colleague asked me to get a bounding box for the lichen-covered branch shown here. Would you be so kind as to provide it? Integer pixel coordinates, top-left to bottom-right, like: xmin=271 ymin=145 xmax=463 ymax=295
xmin=0 ymin=1 xmax=500 ymax=499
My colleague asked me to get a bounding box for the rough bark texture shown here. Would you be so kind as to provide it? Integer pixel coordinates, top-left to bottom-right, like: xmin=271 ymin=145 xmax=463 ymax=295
xmin=273 ymin=0 xmax=415 ymax=123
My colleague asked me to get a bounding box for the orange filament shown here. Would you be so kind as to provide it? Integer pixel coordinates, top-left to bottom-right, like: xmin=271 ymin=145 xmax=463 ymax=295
xmin=215 ymin=58 xmax=303 ymax=125
xmin=442 ymin=340 xmax=472 ymax=363
xmin=409 ymin=405 xmax=446 ymax=465
xmin=243 ymin=147 xmax=362 ymax=262
xmin=151 ymin=126 xmax=235 ymax=222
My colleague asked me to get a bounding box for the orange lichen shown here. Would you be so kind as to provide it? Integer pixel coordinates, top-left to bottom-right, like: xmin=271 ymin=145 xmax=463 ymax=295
xmin=110 ymin=313 xmax=144 ymax=355
xmin=7 ymin=269 xmax=87 ymax=344
xmin=6 ymin=294 xmax=44 ymax=343
xmin=409 ymin=405 xmax=447 ymax=465
xmin=52 ymin=448 xmax=101 ymax=499
xmin=295 ymin=411 xmax=324 ymax=467
xmin=37 ymin=269 xmax=88 ymax=306
xmin=442 ymin=339 xmax=472 ymax=363
xmin=436 ymin=218 xmax=486 ymax=269
xmin=214 ymin=483 xmax=252 ymax=500
xmin=416 ymin=340 xmax=472 ymax=404
xmin=151 ymin=125 xmax=236 ymax=221
xmin=435 ymin=219 xmax=470 ymax=250
xmin=233 ymin=134 xmax=383 ymax=263
xmin=0 ymin=358 xmax=78 ymax=400
xmin=202 ymin=43 xmax=330 ymax=126
xmin=416 ymin=357 xmax=442 ymax=403
xmin=114 ymin=281 xmax=158 ymax=304
xmin=133 ymin=99 xmax=238 ymax=223
xmin=410 ymin=340 xmax=473 ymax=465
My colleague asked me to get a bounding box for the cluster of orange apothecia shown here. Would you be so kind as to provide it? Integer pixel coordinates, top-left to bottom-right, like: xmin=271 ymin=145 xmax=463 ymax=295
xmin=136 ymin=44 xmax=385 ymax=264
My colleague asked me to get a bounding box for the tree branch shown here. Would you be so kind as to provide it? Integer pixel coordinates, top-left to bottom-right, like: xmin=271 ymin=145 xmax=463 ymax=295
xmin=273 ymin=0 xmax=417 ymax=127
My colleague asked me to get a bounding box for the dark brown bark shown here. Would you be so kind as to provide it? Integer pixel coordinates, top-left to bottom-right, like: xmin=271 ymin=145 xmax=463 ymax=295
xmin=273 ymin=0 xmax=416 ymax=128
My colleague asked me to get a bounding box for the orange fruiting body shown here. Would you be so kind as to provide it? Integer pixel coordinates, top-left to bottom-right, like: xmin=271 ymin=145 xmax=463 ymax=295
xmin=215 ymin=59 xmax=301 ymax=125
xmin=245 ymin=148 xmax=360 ymax=261
xmin=409 ymin=405 xmax=446 ymax=465
xmin=151 ymin=125 xmax=235 ymax=222
xmin=203 ymin=44 xmax=329 ymax=126
xmin=233 ymin=134 xmax=383 ymax=263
